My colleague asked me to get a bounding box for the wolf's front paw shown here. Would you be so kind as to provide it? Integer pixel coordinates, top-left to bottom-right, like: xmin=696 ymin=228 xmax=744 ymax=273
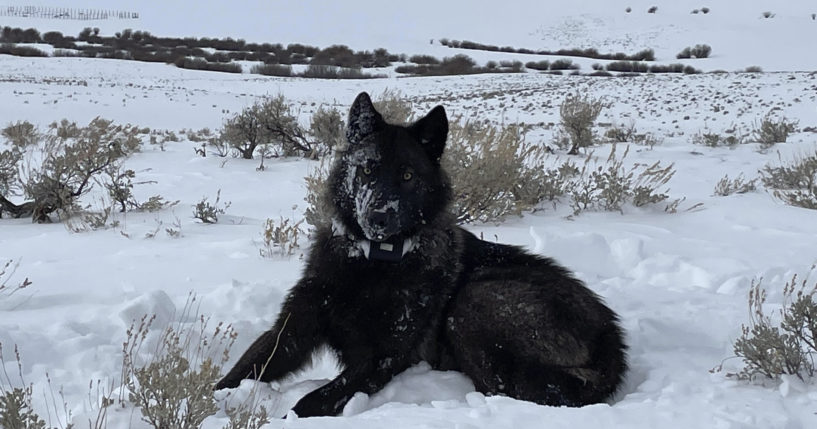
xmin=289 ymin=392 xmax=340 ymax=418
xmin=213 ymin=376 xmax=239 ymax=391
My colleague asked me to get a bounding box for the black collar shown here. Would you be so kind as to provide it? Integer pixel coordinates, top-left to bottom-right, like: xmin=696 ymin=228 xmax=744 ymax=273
xmin=331 ymin=219 xmax=416 ymax=262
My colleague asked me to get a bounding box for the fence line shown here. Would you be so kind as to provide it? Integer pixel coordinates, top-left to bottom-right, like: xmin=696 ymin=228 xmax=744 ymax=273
xmin=0 ymin=5 xmax=139 ymax=20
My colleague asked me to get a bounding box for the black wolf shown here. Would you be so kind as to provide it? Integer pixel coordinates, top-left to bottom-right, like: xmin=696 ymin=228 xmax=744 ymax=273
xmin=215 ymin=92 xmax=627 ymax=417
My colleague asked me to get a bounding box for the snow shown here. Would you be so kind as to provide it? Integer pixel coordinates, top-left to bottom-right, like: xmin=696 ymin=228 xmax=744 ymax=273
xmin=2 ymin=1 xmax=817 ymax=428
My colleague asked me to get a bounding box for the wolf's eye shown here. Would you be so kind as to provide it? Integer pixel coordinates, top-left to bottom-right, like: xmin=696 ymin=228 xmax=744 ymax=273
xmin=402 ymin=171 xmax=413 ymax=181
xmin=363 ymin=167 xmax=372 ymax=175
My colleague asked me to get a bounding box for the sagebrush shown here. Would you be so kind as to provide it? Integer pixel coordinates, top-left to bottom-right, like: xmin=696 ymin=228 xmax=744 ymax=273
xmin=760 ymin=150 xmax=817 ymax=209
xmin=691 ymin=127 xmax=748 ymax=147
xmin=442 ymin=120 xmax=551 ymax=223
xmin=568 ymin=145 xmax=676 ymax=216
xmin=122 ymin=301 xmax=237 ymax=429
xmin=558 ymin=93 xmax=605 ymax=155
xmin=259 ymin=216 xmax=305 ymax=257
xmin=752 ymin=111 xmax=798 ymax=148
xmin=713 ymin=173 xmax=757 ymax=196
xmin=0 ymin=344 xmax=47 ymax=429
xmin=218 ymin=95 xmax=318 ymax=159
xmin=308 ymin=106 xmax=345 ymax=153
xmin=1 ymin=117 xmax=145 ymax=223
xmin=371 ymin=89 xmax=414 ymax=124
xmin=193 ymin=189 xmax=230 ymax=223
xmin=605 ymin=122 xmax=660 ymax=148
xmin=730 ymin=272 xmax=817 ymax=381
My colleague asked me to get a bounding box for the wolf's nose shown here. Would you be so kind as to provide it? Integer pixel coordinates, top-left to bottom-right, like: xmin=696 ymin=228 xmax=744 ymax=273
xmin=371 ymin=211 xmax=389 ymax=229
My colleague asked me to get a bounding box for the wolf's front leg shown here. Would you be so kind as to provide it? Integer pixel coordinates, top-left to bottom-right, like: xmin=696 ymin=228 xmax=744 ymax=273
xmin=215 ymin=282 xmax=324 ymax=390
xmin=289 ymin=358 xmax=408 ymax=417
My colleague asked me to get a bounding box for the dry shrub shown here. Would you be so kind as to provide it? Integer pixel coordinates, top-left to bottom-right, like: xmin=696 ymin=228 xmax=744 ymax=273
xmin=193 ymin=189 xmax=230 ymax=224
xmin=9 ymin=118 xmax=144 ymax=223
xmin=409 ymin=55 xmax=440 ymax=65
xmin=713 ymin=173 xmax=758 ymax=196
xmin=568 ymin=145 xmax=675 ymax=215
xmin=525 ymin=60 xmax=550 ymax=71
xmin=219 ymin=102 xmax=269 ymax=159
xmin=185 ymin=128 xmax=214 ymax=143
xmin=691 ymin=127 xmax=748 ymax=147
xmin=122 ymin=299 xmax=237 ymax=429
xmin=676 ymin=44 xmax=712 ymax=59
xmin=1 ymin=122 xmax=36 ymax=203
xmin=752 ymin=111 xmax=798 ymax=148
xmin=729 ymin=272 xmax=817 ymax=381
xmin=2 ymin=121 xmax=38 ymax=150
xmin=302 ymin=157 xmax=333 ymax=232
xmin=443 ymin=120 xmax=551 ymax=223
xmin=559 ymin=93 xmax=605 ymax=154
xmin=300 ymin=65 xmax=383 ymax=79
xmin=0 ymin=259 xmax=32 ymax=299
xmin=0 ymin=344 xmax=46 ymax=429
xmin=372 ymin=89 xmax=414 ymax=124
xmin=102 ymin=165 xmax=176 ymax=214
xmin=0 ymin=147 xmax=22 ymax=198
xmin=760 ymin=149 xmax=817 ymax=209
xmin=256 ymin=94 xmax=319 ymax=158
xmin=605 ymin=123 xmax=638 ymax=143
xmin=259 ymin=216 xmax=305 ymax=257
xmin=250 ymin=63 xmax=293 ymax=77
xmin=220 ymin=95 xmax=318 ymax=160
xmin=550 ymin=59 xmax=577 ymax=71
xmin=605 ymin=122 xmax=660 ymax=148
xmin=309 ymin=106 xmax=345 ymax=154
xmin=175 ymin=58 xmax=242 ymax=73
xmin=224 ymin=402 xmax=269 ymax=429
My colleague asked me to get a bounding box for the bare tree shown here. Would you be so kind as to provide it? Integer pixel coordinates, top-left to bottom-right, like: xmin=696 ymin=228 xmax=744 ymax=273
xmin=257 ymin=95 xmax=314 ymax=157
xmin=220 ymin=95 xmax=320 ymax=160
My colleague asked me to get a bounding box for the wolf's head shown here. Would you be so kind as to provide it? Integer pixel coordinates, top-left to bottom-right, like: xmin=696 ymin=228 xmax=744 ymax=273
xmin=328 ymin=92 xmax=451 ymax=244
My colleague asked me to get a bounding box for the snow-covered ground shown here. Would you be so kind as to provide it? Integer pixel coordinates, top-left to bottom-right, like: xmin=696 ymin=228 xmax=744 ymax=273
xmin=2 ymin=1 xmax=817 ymax=428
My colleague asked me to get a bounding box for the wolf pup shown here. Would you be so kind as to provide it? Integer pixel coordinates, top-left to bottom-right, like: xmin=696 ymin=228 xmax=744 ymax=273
xmin=215 ymin=92 xmax=627 ymax=417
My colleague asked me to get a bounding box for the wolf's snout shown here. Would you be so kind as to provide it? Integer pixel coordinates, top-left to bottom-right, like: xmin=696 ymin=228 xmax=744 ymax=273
xmin=365 ymin=208 xmax=400 ymax=241
xmin=371 ymin=211 xmax=390 ymax=229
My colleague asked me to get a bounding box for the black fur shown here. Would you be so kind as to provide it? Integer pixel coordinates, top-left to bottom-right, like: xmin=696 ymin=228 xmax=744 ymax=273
xmin=216 ymin=92 xmax=627 ymax=417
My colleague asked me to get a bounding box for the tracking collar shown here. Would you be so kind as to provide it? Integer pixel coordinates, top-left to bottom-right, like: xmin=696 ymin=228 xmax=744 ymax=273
xmin=331 ymin=219 xmax=416 ymax=262
xmin=359 ymin=236 xmax=415 ymax=262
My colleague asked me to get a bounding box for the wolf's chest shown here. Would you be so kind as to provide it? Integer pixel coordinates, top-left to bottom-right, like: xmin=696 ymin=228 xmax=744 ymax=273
xmin=318 ymin=264 xmax=443 ymax=346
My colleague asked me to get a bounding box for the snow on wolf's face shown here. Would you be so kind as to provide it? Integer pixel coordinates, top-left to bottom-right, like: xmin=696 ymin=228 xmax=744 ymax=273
xmin=341 ymin=134 xmax=428 ymax=241
xmin=333 ymin=92 xmax=450 ymax=242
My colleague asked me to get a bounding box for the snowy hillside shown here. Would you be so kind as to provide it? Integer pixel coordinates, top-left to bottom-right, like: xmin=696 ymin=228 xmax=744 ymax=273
xmin=2 ymin=0 xmax=817 ymax=70
xmin=2 ymin=1 xmax=817 ymax=429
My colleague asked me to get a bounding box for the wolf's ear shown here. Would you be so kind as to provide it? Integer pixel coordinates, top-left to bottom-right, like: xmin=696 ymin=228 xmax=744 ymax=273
xmin=411 ymin=105 xmax=448 ymax=163
xmin=346 ymin=92 xmax=384 ymax=145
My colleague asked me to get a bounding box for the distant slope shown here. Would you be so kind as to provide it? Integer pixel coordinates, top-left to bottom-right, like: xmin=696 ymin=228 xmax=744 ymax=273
xmin=2 ymin=0 xmax=816 ymax=71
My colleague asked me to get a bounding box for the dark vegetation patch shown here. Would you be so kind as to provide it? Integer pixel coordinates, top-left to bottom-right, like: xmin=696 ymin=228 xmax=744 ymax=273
xmin=0 ymin=26 xmax=403 ymax=75
xmin=395 ymin=54 xmax=526 ymax=76
xmin=439 ymin=38 xmax=655 ymax=61
xmin=605 ymin=61 xmax=701 ymax=74
xmin=0 ymin=26 xmax=710 ymax=78
xmin=677 ymin=44 xmax=712 ymax=59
